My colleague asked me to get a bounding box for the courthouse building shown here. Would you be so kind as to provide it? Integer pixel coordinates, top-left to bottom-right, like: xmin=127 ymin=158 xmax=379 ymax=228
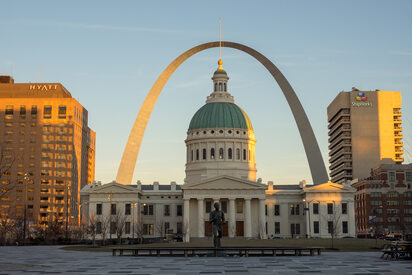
xmin=81 ymin=60 xmax=356 ymax=241
xmin=0 ymin=76 xmax=95 ymax=227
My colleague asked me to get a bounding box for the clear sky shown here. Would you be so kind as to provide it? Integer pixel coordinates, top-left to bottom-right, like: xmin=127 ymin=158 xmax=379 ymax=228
xmin=1 ymin=0 xmax=411 ymax=185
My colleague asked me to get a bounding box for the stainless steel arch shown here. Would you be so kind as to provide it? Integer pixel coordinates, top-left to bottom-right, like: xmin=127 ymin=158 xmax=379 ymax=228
xmin=116 ymin=41 xmax=329 ymax=185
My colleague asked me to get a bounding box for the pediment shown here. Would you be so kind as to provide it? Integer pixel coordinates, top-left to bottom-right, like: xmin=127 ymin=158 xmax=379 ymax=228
xmin=182 ymin=175 xmax=266 ymax=190
xmin=304 ymin=181 xmax=355 ymax=193
xmin=86 ymin=182 xmax=140 ymax=194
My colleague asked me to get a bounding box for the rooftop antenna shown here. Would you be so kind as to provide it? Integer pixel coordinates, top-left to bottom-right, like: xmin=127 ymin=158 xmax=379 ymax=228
xmin=219 ymin=17 xmax=222 ymax=60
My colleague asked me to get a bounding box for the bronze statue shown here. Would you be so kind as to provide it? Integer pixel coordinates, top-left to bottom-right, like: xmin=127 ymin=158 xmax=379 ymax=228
xmin=209 ymin=202 xmax=225 ymax=248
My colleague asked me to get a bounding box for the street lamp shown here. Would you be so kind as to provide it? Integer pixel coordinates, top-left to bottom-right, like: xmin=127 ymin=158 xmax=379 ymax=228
xmin=23 ymin=172 xmax=29 ymax=245
xmin=303 ymin=198 xmax=312 ymax=238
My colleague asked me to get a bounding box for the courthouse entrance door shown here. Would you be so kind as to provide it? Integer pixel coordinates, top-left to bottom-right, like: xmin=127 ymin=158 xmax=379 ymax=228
xmin=236 ymin=221 xmax=244 ymax=236
xmin=205 ymin=221 xmax=228 ymax=237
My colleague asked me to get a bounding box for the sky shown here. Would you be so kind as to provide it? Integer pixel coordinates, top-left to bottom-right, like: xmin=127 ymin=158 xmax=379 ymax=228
xmin=1 ymin=0 xmax=412 ymax=185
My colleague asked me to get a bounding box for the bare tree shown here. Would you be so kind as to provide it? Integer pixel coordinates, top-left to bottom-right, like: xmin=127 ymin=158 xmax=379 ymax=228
xmin=98 ymin=215 xmax=110 ymax=245
xmin=113 ymin=210 xmax=126 ymax=244
xmin=0 ymin=146 xmax=15 ymax=199
xmin=155 ymin=220 xmax=165 ymax=238
xmin=87 ymin=213 xmax=98 ymax=246
xmin=0 ymin=208 xmax=14 ymax=245
xmin=323 ymin=210 xmax=342 ymax=249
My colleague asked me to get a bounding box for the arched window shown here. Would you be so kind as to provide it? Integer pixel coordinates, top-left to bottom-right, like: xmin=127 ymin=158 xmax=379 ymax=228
xmin=219 ymin=83 xmax=222 ymax=91
xmin=224 ymin=83 xmax=227 ymax=91
xmin=236 ymin=148 xmax=240 ymax=160
xmin=219 ymin=148 xmax=224 ymax=159
xmin=202 ymin=148 xmax=206 ymax=160
xmin=191 ymin=150 xmax=194 ymax=161
xmin=214 ymin=83 xmax=217 ymax=91
xmin=211 ymin=148 xmax=215 ymax=159
xmin=228 ymin=148 xmax=233 ymax=159
xmin=243 ymin=149 xmax=247 ymax=160
xmin=196 ymin=149 xmax=199 ymax=160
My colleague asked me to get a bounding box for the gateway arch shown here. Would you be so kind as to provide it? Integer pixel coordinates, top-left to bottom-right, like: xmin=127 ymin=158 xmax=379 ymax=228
xmin=116 ymin=41 xmax=329 ymax=186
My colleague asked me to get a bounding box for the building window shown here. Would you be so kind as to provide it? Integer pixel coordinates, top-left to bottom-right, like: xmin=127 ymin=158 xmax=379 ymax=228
xmin=111 ymin=204 xmax=116 ymax=215
xmin=370 ymin=192 xmax=382 ymax=197
xmin=342 ymin=221 xmax=348 ymax=234
xmin=196 ymin=149 xmax=199 ymax=160
xmin=96 ymin=204 xmax=102 ymax=215
xmin=210 ymin=148 xmax=215 ymax=159
xmin=20 ymin=106 xmax=26 ymax=118
xmin=191 ymin=150 xmax=193 ymax=161
xmin=58 ymin=106 xmax=66 ymax=119
xmin=388 ymin=171 xmax=396 ymax=182
xmin=290 ymin=224 xmax=300 ymax=236
xmin=342 ymin=203 xmax=347 ymax=214
xmin=265 ymin=205 xmax=268 ymax=216
xmin=164 ymin=205 xmax=170 ymax=216
xmin=224 ymin=83 xmax=227 ymax=91
xmin=143 ymin=204 xmax=154 ymax=215
xmin=219 ymin=83 xmax=222 ymax=91
xmin=243 ymin=149 xmax=247 ymax=160
xmin=236 ymin=148 xmax=240 ymax=160
xmin=177 ymin=205 xmax=182 ymax=216
xmin=221 ymin=201 xmax=227 ymax=213
xmin=202 ymin=148 xmax=206 ymax=160
xmin=143 ymin=224 xmax=154 ymax=235
xmin=275 ymin=222 xmax=280 ymax=234
xmin=125 ymin=222 xmax=131 ymax=234
xmin=228 ymin=148 xmax=232 ymax=159
xmin=177 ymin=222 xmax=182 ymax=234
xmin=110 ymin=222 xmax=116 ymax=234
xmin=314 ymin=221 xmax=319 ymax=234
xmin=219 ymin=148 xmax=224 ymax=159
xmin=313 ymin=203 xmax=319 ymax=215
xmin=387 ymin=192 xmax=398 ymax=198
xmin=43 ymin=106 xmax=52 ymax=119
xmin=274 ymin=205 xmax=280 ymax=216
xmin=328 ymin=221 xmax=333 ymax=234
xmin=327 ymin=203 xmax=333 ymax=215
xmin=236 ymin=200 xmax=243 ymax=213
xmin=5 ymin=105 xmax=13 ymax=119
xmin=214 ymin=83 xmax=217 ymax=91
xmin=290 ymin=204 xmax=300 ymax=215
xmin=406 ymin=172 xmax=412 ymax=182
xmin=96 ymin=222 xmax=102 ymax=234
xmin=164 ymin=222 xmax=170 ymax=234
xmin=125 ymin=203 xmax=131 ymax=215
xmin=206 ymin=201 xmax=212 ymax=213
xmin=387 ymin=200 xmax=399 ymax=206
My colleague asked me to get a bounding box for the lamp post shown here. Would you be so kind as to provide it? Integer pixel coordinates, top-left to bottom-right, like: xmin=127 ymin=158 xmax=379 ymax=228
xmin=132 ymin=202 xmax=137 ymax=241
xmin=303 ymin=198 xmax=312 ymax=238
xmin=23 ymin=173 xmax=29 ymax=245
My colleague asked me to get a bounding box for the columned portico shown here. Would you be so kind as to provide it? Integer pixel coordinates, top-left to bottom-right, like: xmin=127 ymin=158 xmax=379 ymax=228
xmin=258 ymin=198 xmax=267 ymax=239
xmin=229 ymin=198 xmax=236 ymax=237
xmin=244 ymin=198 xmax=252 ymax=238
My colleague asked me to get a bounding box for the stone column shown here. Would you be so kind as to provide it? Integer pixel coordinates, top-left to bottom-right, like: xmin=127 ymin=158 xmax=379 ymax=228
xmin=229 ymin=198 xmax=236 ymax=237
xmin=198 ymin=198 xmax=204 ymax=238
xmin=305 ymin=202 xmax=310 ymax=238
xmin=258 ymin=198 xmax=267 ymax=239
xmin=348 ymin=200 xmax=356 ymax=237
xmin=244 ymin=198 xmax=252 ymax=238
xmin=183 ymin=198 xmax=190 ymax=242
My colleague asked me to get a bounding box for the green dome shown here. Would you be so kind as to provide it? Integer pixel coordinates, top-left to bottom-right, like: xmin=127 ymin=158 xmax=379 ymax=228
xmin=188 ymin=102 xmax=253 ymax=131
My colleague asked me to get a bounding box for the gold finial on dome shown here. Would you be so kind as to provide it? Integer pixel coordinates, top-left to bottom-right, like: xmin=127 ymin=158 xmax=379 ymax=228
xmin=218 ymin=59 xmax=224 ymax=70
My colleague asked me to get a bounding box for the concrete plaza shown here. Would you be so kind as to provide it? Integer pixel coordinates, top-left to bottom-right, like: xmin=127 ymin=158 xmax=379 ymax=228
xmin=0 ymin=246 xmax=411 ymax=274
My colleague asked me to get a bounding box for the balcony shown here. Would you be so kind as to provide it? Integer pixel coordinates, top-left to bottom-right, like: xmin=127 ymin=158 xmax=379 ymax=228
xmin=328 ymin=131 xmax=351 ymax=144
xmin=329 ymin=138 xmax=352 ymax=151
xmin=328 ymin=117 xmax=350 ymax=130
xmin=393 ymin=118 xmax=402 ymax=123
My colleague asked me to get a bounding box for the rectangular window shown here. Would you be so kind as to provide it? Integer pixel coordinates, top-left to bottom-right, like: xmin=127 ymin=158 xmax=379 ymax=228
xmin=43 ymin=106 xmax=52 ymax=119
xmin=125 ymin=222 xmax=131 ymax=234
xmin=221 ymin=201 xmax=227 ymax=213
xmin=388 ymin=171 xmax=396 ymax=182
xmin=265 ymin=205 xmax=268 ymax=216
xmin=5 ymin=105 xmax=13 ymax=119
xmin=176 ymin=205 xmax=182 ymax=216
xmin=236 ymin=200 xmax=243 ymax=213
xmin=164 ymin=222 xmax=170 ymax=234
xmin=342 ymin=203 xmax=347 ymax=214
xmin=295 ymin=224 xmax=300 ymax=235
xmin=370 ymin=192 xmax=382 ymax=197
xmin=206 ymin=201 xmax=212 ymax=213
xmin=20 ymin=106 xmax=26 ymax=118
xmin=313 ymin=203 xmax=319 ymax=214
xmin=143 ymin=204 xmax=154 ymax=215
xmin=164 ymin=205 xmax=170 ymax=216
xmin=290 ymin=204 xmax=300 ymax=215
xmin=111 ymin=204 xmax=116 ymax=215
xmin=96 ymin=203 xmax=102 ymax=215
xmin=125 ymin=203 xmax=131 ymax=215
xmin=58 ymin=106 xmax=67 ymax=119
xmin=327 ymin=203 xmax=333 ymax=215
xmin=314 ymin=221 xmax=319 ymax=234
xmin=96 ymin=222 xmax=102 ymax=234
xmin=275 ymin=222 xmax=280 ymax=234
xmin=328 ymin=221 xmax=333 ymax=234
xmin=177 ymin=222 xmax=182 ymax=234
xmin=143 ymin=224 xmax=154 ymax=235
xmin=290 ymin=224 xmax=295 ymax=236
xmin=110 ymin=222 xmax=116 ymax=234
xmin=387 ymin=200 xmax=399 ymax=206
xmin=406 ymin=172 xmax=412 ymax=182
xmin=342 ymin=221 xmax=348 ymax=234
xmin=274 ymin=204 xmax=280 ymax=216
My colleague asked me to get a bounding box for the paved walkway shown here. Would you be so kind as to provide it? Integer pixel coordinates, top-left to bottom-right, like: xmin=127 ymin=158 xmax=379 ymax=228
xmin=0 ymin=246 xmax=411 ymax=274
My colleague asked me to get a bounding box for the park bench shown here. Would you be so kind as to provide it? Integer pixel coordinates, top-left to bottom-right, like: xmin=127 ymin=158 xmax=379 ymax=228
xmin=112 ymin=246 xmax=323 ymax=257
xmin=381 ymin=241 xmax=412 ymax=260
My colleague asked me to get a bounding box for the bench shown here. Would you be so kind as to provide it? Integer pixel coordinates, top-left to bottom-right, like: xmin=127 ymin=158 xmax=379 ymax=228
xmin=381 ymin=241 xmax=412 ymax=260
xmin=112 ymin=246 xmax=323 ymax=257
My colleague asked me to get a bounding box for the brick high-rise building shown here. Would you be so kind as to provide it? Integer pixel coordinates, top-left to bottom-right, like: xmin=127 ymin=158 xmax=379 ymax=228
xmin=352 ymin=163 xmax=412 ymax=238
xmin=327 ymin=88 xmax=403 ymax=184
xmin=0 ymin=75 xmax=95 ymax=227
